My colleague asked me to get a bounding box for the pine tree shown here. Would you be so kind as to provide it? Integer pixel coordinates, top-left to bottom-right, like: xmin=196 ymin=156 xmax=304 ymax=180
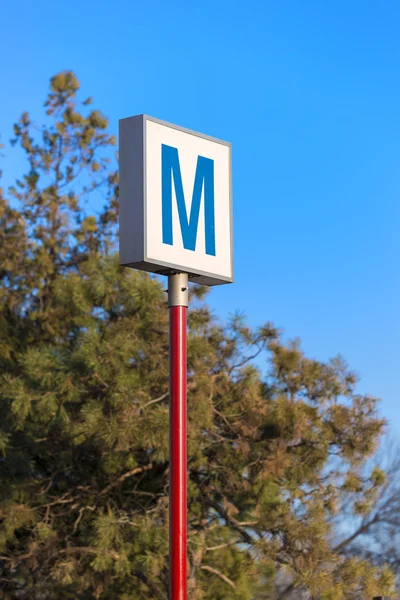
xmin=0 ymin=72 xmax=396 ymax=599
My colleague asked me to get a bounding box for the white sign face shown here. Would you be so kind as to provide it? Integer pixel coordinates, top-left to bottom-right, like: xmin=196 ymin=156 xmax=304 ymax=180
xmin=119 ymin=115 xmax=233 ymax=286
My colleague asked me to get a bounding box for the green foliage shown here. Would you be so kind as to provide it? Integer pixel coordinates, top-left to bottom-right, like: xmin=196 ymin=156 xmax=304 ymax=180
xmin=0 ymin=72 xmax=396 ymax=599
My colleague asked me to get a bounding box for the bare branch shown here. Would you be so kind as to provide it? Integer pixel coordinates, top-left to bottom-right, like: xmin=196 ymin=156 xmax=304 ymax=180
xmin=201 ymin=565 xmax=236 ymax=588
xmin=141 ymin=392 xmax=168 ymax=410
xmin=208 ymin=497 xmax=254 ymax=545
xmin=100 ymin=463 xmax=153 ymax=496
xmin=205 ymin=540 xmax=238 ymax=552
xmin=333 ymin=514 xmax=380 ymax=553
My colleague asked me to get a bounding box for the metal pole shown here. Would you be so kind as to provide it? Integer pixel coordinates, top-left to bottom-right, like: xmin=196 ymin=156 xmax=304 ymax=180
xmin=168 ymin=273 xmax=188 ymax=600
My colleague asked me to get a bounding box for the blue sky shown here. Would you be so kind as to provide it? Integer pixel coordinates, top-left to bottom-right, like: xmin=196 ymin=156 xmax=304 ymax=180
xmin=1 ymin=0 xmax=399 ymax=432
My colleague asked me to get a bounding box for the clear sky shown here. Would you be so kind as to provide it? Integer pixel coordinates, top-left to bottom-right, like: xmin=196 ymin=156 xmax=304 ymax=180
xmin=1 ymin=0 xmax=399 ymax=432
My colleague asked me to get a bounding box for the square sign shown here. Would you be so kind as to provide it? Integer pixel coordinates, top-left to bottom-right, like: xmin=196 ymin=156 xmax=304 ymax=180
xmin=119 ymin=115 xmax=233 ymax=286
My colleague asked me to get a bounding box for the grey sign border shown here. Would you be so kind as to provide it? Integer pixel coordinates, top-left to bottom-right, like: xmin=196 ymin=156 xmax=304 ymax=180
xmin=120 ymin=114 xmax=234 ymax=286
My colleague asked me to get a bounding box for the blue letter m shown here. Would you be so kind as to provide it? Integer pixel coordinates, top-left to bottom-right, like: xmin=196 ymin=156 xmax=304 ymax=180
xmin=162 ymin=144 xmax=216 ymax=256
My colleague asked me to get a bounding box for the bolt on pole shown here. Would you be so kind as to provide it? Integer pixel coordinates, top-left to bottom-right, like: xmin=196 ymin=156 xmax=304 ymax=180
xmin=168 ymin=273 xmax=188 ymax=600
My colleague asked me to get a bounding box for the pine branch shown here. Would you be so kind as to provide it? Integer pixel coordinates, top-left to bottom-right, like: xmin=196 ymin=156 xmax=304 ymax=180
xmin=134 ymin=570 xmax=167 ymax=600
xmin=60 ymin=546 xmax=120 ymax=560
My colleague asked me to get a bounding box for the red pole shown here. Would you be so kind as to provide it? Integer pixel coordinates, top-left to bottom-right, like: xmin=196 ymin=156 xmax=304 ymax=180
xmin=168 ymin=274 xmax=188 ymax=600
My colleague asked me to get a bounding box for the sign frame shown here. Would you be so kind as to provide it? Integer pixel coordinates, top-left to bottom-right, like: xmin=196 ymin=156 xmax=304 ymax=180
xmin=119 ymin=114 xmax=234 ymax=286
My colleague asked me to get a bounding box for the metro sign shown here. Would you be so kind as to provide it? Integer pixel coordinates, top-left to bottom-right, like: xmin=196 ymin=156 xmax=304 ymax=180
xmin=119 ymin=115 xmax=233 ymax=286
